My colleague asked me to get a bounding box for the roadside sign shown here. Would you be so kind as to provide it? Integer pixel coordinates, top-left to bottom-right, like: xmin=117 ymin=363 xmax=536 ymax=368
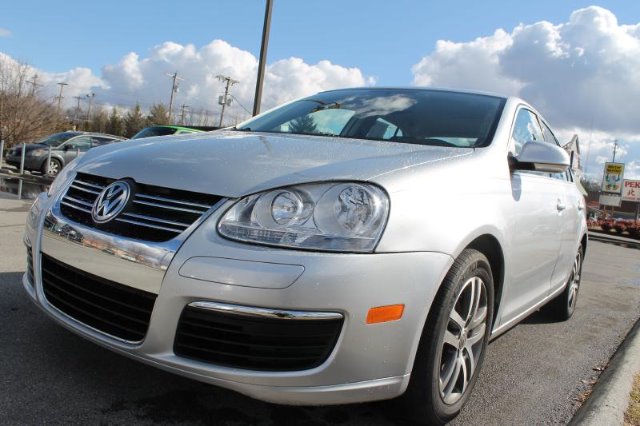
xmin=599 ymin=193 xmax=622 ymax=207
xmin=622 ymin=180 xmax=640 ymax=202
xmin=601 ymin=162 xmax=625 ymax=194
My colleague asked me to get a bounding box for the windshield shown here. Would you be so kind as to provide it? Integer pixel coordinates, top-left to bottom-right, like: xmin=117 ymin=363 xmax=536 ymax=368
xmin=38 ymin=132 xmax=81 ymax=147
xmin=236 ymin=89 xmax=505 ymax=148
xmin=131 ymin=127 xmax=177 ymax=139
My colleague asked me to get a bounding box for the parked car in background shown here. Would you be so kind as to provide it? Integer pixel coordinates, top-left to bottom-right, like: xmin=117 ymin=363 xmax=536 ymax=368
xmin=6 ymin=131 xmax=124 ymax=176
xmin=24 ymin=88 xmax=587 ymax=425
xmin=131 ymin=125 xmax=204 ymax=140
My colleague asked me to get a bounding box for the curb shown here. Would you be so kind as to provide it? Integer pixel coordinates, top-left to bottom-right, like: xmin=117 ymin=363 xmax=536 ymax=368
xmin=570 ymin=317 xmax=640 ymax=425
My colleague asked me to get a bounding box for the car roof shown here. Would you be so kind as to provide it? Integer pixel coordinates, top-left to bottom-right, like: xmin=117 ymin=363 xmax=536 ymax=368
xmin=72 ymin=132 xmax=126 ymax=139
xmin=319 ymin=86 xmax=509 ymax=101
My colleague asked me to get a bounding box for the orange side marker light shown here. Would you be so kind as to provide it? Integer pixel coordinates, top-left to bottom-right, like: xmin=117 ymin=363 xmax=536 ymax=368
xmin=366 ymin=304 xmax=405 ymax=324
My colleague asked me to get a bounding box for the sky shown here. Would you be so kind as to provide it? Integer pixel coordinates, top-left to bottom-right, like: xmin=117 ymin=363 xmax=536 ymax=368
xmin=1 ymin=0 xmax=640 ymax=179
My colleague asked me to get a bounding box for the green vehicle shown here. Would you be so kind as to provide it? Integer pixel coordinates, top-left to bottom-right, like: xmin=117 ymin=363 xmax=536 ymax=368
xmin=131 ymin=125 xmax=212 ymax=140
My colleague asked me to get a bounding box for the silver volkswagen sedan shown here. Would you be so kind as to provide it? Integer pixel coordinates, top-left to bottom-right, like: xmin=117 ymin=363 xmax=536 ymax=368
xmin=23 ymin=88 xmax=587 ymax=425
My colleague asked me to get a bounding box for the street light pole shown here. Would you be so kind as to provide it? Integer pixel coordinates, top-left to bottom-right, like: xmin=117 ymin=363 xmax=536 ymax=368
xmin=86 ymin=93 xmax=95 ymax=126
xmin=252 ymin=0 xmax=273 ymax=116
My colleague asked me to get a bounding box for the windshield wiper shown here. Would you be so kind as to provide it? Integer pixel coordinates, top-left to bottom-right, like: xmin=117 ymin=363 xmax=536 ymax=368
xmin=311 ymin=102 xmax=341 ymax=113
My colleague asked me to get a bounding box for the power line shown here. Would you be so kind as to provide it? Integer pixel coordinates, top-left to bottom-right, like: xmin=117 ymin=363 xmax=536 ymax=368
xmin=228 ymin=94 xmax=252 ymax=115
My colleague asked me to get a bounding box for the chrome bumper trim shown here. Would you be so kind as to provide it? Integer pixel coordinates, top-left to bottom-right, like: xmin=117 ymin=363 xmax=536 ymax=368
xmin=41 ymin=199 xmax=226 ymax=294
xmin=188 ymin=301 xmax=344 ymax=321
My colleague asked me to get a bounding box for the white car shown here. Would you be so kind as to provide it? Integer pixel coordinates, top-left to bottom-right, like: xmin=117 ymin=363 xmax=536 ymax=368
xmin=24 ymin=88 xmax=587 ymax=424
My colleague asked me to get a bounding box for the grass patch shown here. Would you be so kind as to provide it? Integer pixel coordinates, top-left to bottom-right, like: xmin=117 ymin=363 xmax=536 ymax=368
xmin=625 ymin=373 xmax=640 ymax=425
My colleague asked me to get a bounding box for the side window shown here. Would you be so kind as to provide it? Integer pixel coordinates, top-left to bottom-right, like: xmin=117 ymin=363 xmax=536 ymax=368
xmin=539 ymin=119 xmax=570 ymax=181
xmin=66 ymin=136 xmax=93 ymax=152
xmin=510 ymin=109 xmax=544 ymax=156
xmin=540 ymin=120 xmax=560 ymax=146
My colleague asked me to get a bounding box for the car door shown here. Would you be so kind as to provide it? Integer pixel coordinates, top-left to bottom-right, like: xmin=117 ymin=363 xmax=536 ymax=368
xmin=500 ymin=107 xmax=564 ymax=325
xmin=539 ymin=119 xmax=583 ymax=292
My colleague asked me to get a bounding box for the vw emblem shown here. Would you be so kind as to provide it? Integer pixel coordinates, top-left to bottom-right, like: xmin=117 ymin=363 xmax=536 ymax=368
xmin=92 ymin=181 xmax=131 ymax=223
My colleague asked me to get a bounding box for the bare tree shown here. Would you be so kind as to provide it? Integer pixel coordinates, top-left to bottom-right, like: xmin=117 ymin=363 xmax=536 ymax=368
xmin=0 ymin=57 xmax=64 ymax=146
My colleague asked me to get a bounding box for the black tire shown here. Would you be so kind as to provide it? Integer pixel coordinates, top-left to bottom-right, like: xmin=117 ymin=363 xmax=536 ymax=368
xmin=395 ymin=249 xmax=494 ymax=425
xmin=550 ymin=245 xmax=584 ymax=321
xmin=42 ymin=158 xmax=62 ymax=176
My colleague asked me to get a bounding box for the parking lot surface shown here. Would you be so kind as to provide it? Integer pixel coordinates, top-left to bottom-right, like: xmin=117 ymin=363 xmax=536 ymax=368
xmin=1 ymin=194 xmax=639 ymax=425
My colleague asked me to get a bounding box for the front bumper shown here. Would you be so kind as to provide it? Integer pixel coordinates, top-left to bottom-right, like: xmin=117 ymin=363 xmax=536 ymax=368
xmin=24 ymin=192 xmax=453 ymax=405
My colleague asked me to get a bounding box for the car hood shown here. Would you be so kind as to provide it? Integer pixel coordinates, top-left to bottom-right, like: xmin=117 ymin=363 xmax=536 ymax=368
xmin=77 ymin=131 xmax=473 ymax=198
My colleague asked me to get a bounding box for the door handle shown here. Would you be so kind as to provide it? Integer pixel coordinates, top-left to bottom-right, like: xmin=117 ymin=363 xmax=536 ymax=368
xmin=557 ymin=201 xmax=566 ymax=211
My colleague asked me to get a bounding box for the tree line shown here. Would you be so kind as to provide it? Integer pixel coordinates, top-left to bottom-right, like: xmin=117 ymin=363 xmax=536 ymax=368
xmin=0 ymin=57 xmax=223 ymax=148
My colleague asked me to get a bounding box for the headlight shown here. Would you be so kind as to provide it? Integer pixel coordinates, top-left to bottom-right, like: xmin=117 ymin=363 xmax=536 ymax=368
xmin=28 ymin=148 xmax=47 ymax=157
xmin=218 ymin=182 xmax=389 ymax=252
xmin=47 ymin=158 xmax=80 ymax=196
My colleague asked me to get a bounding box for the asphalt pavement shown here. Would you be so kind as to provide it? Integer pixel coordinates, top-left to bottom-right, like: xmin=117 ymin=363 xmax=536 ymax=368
xmin=1 ymin=193 xmax=639 ymax=425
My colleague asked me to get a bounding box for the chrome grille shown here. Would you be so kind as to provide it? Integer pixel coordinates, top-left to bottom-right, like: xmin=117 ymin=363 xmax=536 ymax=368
xmin=60 ymin=173 xmax=222 ymax=242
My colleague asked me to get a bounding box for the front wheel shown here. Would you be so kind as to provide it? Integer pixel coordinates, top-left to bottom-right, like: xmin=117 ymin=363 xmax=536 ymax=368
xmin=396 ymin=249 xmax=494 ymax=425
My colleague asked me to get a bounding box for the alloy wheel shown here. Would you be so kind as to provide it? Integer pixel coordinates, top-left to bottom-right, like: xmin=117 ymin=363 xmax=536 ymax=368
xmin=439 ymin=276 xmax=488 ymax=405
xmin=567 ymin=250 xmax=582 ymax=311
xmin=48 ymin=160 xmax=60 ymax=176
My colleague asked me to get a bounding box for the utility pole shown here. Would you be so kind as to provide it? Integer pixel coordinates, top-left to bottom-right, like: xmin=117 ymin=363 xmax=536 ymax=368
xmin=55 ymin=82 xmax=69 ymax=112
xmin=86 ymin=93 xmax=96 ymax=126
xmin=179 ymin=104 xmax=189 ymax=125
xmin=253 ymin=0 xmax=273 ymax=116
xmin=612 ymin=139 xmax=618 ymax=162
xmin=73 ymin=96 xmax=83 ymax=129
xmin=216 ymin=75 xmax=239 ymax=127
xmin=27 ymin=74 xmax=42 ymax=96
xmin=167 ymin=71 xmax=183 ymax=122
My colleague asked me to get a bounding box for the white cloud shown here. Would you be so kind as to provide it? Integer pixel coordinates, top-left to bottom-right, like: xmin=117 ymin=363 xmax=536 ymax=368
xmin=24 ymin=39 xmax=371 ymax=124
xmin=412 ymin=6 xmax=640 ymax=181
xmin=1 ymin=39 xmax=372 ymax=124
xmin=0 ymin=28 xmax=10 ymax=38
xmin=412 ymin=6 xmax=640 ymax=135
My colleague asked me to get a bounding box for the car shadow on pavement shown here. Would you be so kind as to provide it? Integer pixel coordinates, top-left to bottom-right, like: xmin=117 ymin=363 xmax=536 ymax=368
xmin=521 ymin=305 xmax=560 ymax=325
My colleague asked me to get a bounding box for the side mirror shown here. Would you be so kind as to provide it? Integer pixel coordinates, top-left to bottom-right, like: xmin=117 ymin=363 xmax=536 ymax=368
xmin=511 ymin=141 xmax=569 ymax=173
